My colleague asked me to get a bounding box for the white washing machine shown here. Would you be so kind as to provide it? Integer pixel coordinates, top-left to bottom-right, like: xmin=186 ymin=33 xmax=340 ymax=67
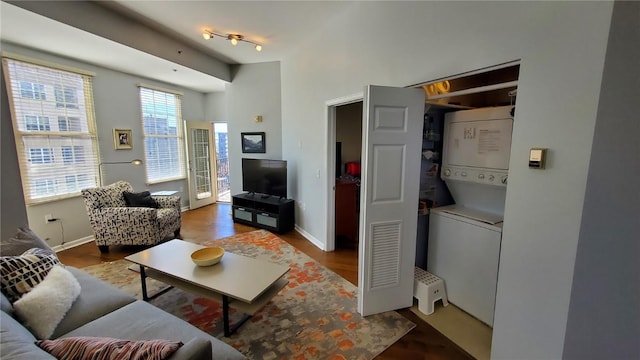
xmin=428 ymin=205 xmax=502 ymax=326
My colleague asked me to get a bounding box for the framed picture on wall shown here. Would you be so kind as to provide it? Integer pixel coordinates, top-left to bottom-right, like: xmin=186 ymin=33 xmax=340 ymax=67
xmin=241 ymin=132 xmax=266 ymax=153
xmin=113 ymin=128 xmax=133 ymax=150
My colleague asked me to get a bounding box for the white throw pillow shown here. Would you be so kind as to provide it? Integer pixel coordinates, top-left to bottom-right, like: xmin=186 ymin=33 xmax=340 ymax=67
xmin=13 ymin=265 xmax=81 ymax=339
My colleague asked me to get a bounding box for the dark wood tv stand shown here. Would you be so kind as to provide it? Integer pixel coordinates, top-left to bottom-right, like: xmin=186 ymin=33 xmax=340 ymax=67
xmin=231 ymin=193 xmax=295 ymax=234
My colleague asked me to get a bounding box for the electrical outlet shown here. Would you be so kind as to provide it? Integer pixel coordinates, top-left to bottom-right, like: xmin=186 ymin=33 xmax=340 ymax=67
xmin=45 ymin=214 xmax=53 ymax=224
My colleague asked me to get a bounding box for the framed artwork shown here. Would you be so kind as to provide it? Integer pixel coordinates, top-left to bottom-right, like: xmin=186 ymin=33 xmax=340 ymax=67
xmin=241 ymin=132 xmax=266 ymax=153
xmin=113 ymin=128 xmax=133 ymax=150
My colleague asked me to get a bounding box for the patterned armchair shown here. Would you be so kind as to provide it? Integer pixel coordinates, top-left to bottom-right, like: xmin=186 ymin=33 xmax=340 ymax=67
xmin=81 ymin=181 xmax=181 ymax=253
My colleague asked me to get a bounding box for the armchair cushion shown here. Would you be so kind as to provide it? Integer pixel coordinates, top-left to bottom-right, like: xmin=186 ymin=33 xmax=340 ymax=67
xmin=83 ymin=181 xmax=131 ymax=209
xmin=123 ymin=191 xmax=159 ymax=208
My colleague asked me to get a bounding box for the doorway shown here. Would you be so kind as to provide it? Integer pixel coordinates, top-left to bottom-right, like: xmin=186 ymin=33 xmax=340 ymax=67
xmin=335 ymin=102 xmax=363 ymax=250
xmin=325 ymin=93 xmax=363 ymax=252
xmin=213 ymin=123 xmax=231 ymax=202
xmin=186 ymin=121 xmax=216 ymax=210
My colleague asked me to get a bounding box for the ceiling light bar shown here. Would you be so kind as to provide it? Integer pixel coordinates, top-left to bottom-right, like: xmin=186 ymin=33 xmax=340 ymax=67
xmin=202 ymin=30 xmax=263 ymax=52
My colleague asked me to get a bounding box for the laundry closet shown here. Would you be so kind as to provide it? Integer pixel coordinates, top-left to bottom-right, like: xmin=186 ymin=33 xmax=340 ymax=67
xmin=332 ymin=62 xmax=520 ymax=346
xmin=417 ymin=62 xmax=520 ymax=330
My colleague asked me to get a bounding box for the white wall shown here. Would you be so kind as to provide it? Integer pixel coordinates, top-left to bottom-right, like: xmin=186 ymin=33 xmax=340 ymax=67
xmin=1 ymin=42 xmax=207 ymax=247
xmin=563 ymin=2 xmax=640 ymax=358
xmin=205 ymin=91 xmax=228 ymax=122
xmin=225 ymin=62 xmax=282 ymax=196
xmin=279 ymin=2 xmax=613 ymax=358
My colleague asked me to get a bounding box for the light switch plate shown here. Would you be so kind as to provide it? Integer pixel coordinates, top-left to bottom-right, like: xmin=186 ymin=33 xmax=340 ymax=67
xmin=529 ymin=148 xmax=547 ymax=169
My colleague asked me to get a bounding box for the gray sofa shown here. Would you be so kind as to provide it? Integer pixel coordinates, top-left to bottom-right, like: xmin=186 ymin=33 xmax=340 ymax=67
xmin=0 ymin=232 xmax=245 ymax=360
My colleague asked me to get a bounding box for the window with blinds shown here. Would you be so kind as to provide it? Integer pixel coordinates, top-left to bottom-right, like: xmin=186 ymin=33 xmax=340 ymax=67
xmin=2 ymin=57 xmax=99 ymax=204
xmin=138 ymin=86 xmax=186 ymax=183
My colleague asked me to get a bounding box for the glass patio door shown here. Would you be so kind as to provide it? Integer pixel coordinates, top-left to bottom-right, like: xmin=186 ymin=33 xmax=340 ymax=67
xmin=186 ymin=121 xmax=216 ymax=209
xmin=213 ymin=123 xmax=230 ymax=202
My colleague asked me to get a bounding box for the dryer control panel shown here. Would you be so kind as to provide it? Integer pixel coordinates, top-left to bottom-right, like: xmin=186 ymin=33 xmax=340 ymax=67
xmin=441 ymin=166 xmax=508 ymax=186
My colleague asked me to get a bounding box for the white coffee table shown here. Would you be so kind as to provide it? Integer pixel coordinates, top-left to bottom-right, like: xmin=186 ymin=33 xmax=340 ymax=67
xmin=125 ymin=239 xmax=289 ymax=336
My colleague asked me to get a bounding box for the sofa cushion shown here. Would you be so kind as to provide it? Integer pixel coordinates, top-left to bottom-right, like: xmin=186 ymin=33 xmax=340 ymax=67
xmin=13 ymin=266 xmax=81 ymax=339
xmin=0 ymin=225 xmax=53 ymax=256
xmin=63 ymin=300 xmax=245 ymax=359
xmin=50 ymin=267 xmax=136 ymax=339
xmin=36 ymin=337 xmax=182 ymax=360
xmin=0 ymin=247 xmax=60 ymax=302
xmin=123 ymin=191 xmax=159 ymax=208
xmin=0 ymin=311 xmax=55 ymax=359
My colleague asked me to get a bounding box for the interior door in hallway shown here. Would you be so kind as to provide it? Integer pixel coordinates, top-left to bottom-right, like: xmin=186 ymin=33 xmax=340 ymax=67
xmin=358 ymin=85 xmax=424 ymax=316
xmin=186 ymin=121 xmax=216 ymax=209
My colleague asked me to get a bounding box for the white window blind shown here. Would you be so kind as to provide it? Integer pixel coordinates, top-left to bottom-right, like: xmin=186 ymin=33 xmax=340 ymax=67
xmin=2 ymin=57 xmax=99 ymax=204
xmin=138 ymin=86 xmax=186 ymax=183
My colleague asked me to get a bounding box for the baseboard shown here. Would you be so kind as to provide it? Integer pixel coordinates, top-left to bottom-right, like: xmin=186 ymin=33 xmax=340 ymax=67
xmin=51 ymin=235 xmax=94 ymax=253
xmin=294 ymin=225 xmax=326 ymax=251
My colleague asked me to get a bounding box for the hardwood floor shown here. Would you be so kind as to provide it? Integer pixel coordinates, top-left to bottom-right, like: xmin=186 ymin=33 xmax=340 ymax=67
xmin=57 ymin=203 xmax=473 ymax=360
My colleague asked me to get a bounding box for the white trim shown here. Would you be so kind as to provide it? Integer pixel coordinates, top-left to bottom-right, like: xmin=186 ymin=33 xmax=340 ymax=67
xmin=412 ymin=59 xmax=521 ymax=88
xmin=137 ymin=83 xmax=184 ymax=96
xmin=295 ymin=225 xmax=326 ymax=251
xmin=325 ymin=92 xmax=363 ymax=107
xmin=51 ymin=235 xmax=94 ymax=253
xmin=145 ymin=175 xmax=187 ymax=186
xmin=2 ymin=52 xmax=96 ymax=76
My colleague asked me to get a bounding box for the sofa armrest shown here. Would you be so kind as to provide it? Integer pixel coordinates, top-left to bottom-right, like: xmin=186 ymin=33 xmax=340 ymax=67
xmin=153 ymin=195 xmax=181 ymax=211
xmin=170 ymin=338 xmax=212 ymax=360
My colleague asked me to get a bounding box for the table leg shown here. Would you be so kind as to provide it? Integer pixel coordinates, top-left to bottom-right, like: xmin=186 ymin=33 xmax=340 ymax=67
xmin=222 ymin=295 xmax=252 ymax=337
xmin=223 ymin=295 xmax=231 ymax=336
xmin=138 ymin=265 xmax=173 ymax=301
xmin=140 ymin=266 xmax=149 ymax=301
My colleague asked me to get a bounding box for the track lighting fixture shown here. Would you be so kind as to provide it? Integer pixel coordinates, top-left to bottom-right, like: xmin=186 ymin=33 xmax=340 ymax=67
xmin=202 ymin=30 xmax=263 ymax=52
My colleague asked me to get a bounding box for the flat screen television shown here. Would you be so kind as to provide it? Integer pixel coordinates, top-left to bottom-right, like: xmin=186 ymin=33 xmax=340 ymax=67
xmin=242 ymin=158 xmax=287 ymax=198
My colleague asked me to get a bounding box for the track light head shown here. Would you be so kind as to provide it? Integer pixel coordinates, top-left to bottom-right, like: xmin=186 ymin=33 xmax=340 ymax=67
xmin=227 ymin=34 xmax=243 ymax=46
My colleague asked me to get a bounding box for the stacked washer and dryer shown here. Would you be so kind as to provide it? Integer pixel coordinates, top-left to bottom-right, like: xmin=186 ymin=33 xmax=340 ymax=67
xmin=427 ymin=105 xmax=514 ymax=327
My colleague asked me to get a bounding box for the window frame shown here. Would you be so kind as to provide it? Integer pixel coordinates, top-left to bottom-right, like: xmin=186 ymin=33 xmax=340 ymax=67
xmin=138 ymin=85 xmax=186 ymax=184
xmin=3 ymin=56 xmax=99 ymax=204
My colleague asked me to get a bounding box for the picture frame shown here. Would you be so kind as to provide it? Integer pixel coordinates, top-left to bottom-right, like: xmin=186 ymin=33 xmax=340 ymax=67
xmin=241 ymin=132 xmax=266 ymax=153
xmin=113 ymin=128 xmax=133 ymax=150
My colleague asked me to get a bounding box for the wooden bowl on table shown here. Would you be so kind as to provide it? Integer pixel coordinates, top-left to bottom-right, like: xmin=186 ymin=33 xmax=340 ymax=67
xmin=191 ymin=247 xmax=225 ymax=267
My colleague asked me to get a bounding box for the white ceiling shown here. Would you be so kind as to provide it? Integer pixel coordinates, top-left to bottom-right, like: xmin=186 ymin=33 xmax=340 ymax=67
xmin=0 ymin=1 xmax=355 ymax=93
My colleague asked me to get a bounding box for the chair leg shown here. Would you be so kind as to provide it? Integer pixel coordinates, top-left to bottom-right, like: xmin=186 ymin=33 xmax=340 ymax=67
xmin=98 ymin=245 xmax=109 ymax=253
xmin=174 ymin=228 xmax=181 ymax=238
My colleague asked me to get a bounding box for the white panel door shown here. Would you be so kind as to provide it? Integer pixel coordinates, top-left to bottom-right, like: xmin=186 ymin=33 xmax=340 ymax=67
xmin=186 ymin=121 xmax=217 ymax=209
xmin=357 ymin=85 xmax=425 ymax=316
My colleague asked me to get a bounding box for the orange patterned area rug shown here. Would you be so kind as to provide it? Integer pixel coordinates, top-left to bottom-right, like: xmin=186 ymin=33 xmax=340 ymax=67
xmin=82 ymin=230 xmax=414 ymax=359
